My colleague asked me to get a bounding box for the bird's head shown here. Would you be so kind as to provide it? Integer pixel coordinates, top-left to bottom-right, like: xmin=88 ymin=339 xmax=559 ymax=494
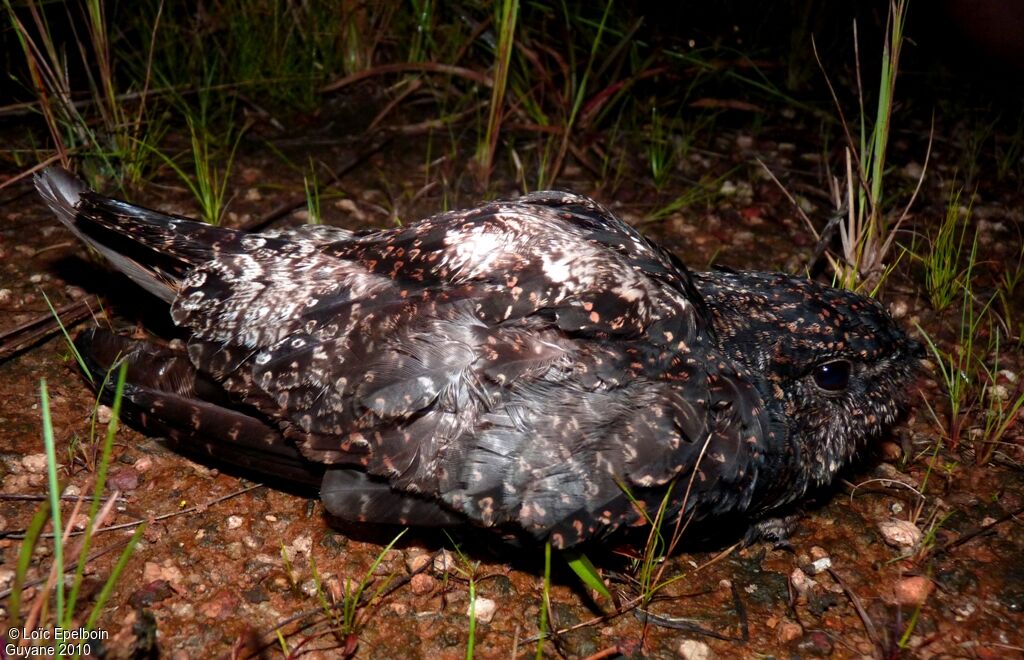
xmin=692 ymin=270 xmax=922 ymax=491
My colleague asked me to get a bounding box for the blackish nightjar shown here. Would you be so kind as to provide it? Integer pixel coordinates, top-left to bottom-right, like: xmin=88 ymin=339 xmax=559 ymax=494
xmin=36 ymin=166 xmax=920 ymax=548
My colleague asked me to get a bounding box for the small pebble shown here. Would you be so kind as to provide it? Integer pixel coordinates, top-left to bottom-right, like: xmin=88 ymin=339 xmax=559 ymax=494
xmin=373 ymin=549 xmax=401 ymax=576
xmin=879 ymin=441 xmax=903 ymax=461
xmin=987 ymin=384 xmax=1009 ymax=401
xmin=227 ymin=515 xmax=244 ymax=530
xmin=143 ymin=560 xmax=183 ymax=587
xmin=287 ymin=535 xmax=313 ymax=557
xmin=468 ymin=597 xmax=497 ymax=624
xmin=878 ymin=519 xmax=922 ymax=549
xmin=790 ymin=568 xmax=817 ymax=595
xmin=677 ymin=639 xmax=715 ymax=660
xmin=96 ymin=405 xmax=113 ymax=424
xmin=777 ymin=620 xmax=803 ymax=643
xmin=893 ymin=576 xmax=933 ymax=606
xmin=199 ymin=588 xmax=240 ymax=619
xmin=410 ymin=573 xmax=435 ymax=595
xmin=109 ymin=468 xmax=140 ymax=491
xmin=133 ymin=456 xmax=153 ymax=472
xmin=432 ymin=549 xmax=455 ymax=575
xmin=406 ymin=551 xmax=432 ymax=575
xmin=21 ymin=453 xmax=48 ymax=474
xmin=954 ymin=601 xmax=976 ymax=619
xmin=809 ymin=557 xmax=832 ymax=574
xmin=795 ymin=631 xmax=833 ymax=655
xmin=69 ymin=512 xmax=90 ymax=531
xmin=300 ymin=578 xmax=322 ymax=597
xmin=888 ymin=299 xmax=909 ymax=319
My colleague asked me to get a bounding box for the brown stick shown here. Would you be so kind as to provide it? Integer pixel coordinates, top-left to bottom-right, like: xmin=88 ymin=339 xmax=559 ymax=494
xmin=0 ymin=154 xmax=64 ymax=192
xmin=0 ymin=299 xmax=94 ymax=361
xmin=320 ymin=62 xmax=493 ymax=94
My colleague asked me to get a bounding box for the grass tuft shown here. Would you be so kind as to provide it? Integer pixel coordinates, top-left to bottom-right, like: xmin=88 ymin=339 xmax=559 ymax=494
xmin=147 ymin=113 xmax=247 ymax=225
xmin=976 ymin=330 xmax=1024 ymax=464
xmin=915 ymin=233 xmax=994 ymax=450
xmin=922 ymin=186 xmax=973 ymax=311
xmin=816 ymin=0 xmax=925 ymax=294
xmin=338 ymin=529 xmax=406 ymax=636
xmin=5 ymin=0 xmax=162 ymax=189
xmin=7 ymin=364 xmax=145 ymax=657
xmin=474 ymin=0 xmax=519 ymax=188
xmin=304 ymin=158 xmax=323 ymax=225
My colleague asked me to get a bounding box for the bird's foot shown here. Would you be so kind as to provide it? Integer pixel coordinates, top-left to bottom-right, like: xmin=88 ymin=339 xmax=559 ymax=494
xmin=742 ymin=513 xmax=802 ymax=550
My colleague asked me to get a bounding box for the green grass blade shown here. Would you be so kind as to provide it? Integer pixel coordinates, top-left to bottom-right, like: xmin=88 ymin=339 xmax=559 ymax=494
xmin=563 ymin=550 xmax=612 ymax=601
xmin=41 ymin=291 xmax=92 ymax=383
xmin=477 ymin=0 xmax=519 ymax=181
xmin=40 ymin=378 xmax=66 ymax=627
xmin=465 ymin=577 xmax=476 ymax=660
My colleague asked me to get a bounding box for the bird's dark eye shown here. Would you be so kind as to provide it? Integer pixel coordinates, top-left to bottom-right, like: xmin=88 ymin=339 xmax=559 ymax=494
xmin=812 ymin=360 xmax=851 ymax=392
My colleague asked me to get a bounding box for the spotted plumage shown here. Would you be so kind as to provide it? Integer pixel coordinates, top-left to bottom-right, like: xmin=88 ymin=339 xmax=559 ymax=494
xmin=36 ymin=167 xmax=920 ymax=548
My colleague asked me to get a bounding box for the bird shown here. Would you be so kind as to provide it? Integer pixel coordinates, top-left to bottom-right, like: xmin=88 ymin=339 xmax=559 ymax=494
xmin=35 ymin=166 xmax=920 ymax=549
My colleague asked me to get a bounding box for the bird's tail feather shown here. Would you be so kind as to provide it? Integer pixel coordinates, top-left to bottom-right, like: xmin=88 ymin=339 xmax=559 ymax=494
xmin=75 ymin=327 xmax=323 ymax=488
xmin=34 ymin=166 xmax=248 ymax=302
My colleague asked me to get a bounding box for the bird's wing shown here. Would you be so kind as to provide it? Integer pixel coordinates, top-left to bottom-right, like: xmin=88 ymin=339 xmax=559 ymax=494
xmin=167 ymin=194 xmax=777 ymax=543
xmin=168 ymin=192 xmax=704 ymax=448
xmin=37 ymin=169 xmax=778 ymax=544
